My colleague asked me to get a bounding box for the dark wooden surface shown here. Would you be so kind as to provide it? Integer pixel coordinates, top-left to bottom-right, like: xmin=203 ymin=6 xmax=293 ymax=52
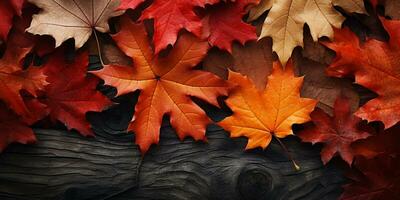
xmin=0 ymin=125 xmax=345 ymax=200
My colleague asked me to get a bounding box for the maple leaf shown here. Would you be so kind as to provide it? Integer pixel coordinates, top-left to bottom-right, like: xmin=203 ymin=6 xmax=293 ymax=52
xmin=248 ymin=0 xmax=367 ymax=65
xmin=26 ymin=0 xmax=124 ymax=48
xmin=292 ymin=45 xmax=359 ymax=115
xmin=341 ymin=154 xmax=400 ymax=200
xmin=298 ymin=96 xmax=370 ymax=165
xmin=0 ymin=103 xmax=36 ymax=152
xmin=218 ymin=61 xmax=317 ymax=149
xmin=91 ymin=16 xmax=230 ymax=153
xmin=0 ymin=41 xmax=47 ymax=118
xmin=140 ymin=0 xmax=219 ymax=54
xmin=323 ymin=19 xmax=400 ymax=129
xmin=40 ymin=49 xmax=112 ymax=136
xmin=203 ymin=0 xmax=259 ymax=52
xmin=204 ymin=39 xmax=273 ymax=90
xmin=0 ymin=0 xmax=24 ymax=41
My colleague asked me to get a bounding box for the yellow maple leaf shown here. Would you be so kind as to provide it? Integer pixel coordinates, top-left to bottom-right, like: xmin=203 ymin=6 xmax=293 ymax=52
xmin=219 ymin=61 xmax=317 ymax=149
xmin=249 ymin=0 xmax=366 ymax=66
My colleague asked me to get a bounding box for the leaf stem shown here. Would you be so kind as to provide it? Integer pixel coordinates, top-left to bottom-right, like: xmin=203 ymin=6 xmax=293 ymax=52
xmin=93 ymin=29 xmax=105 ymax=66
xmin=274 ymin=136 xmax=300 ymax=171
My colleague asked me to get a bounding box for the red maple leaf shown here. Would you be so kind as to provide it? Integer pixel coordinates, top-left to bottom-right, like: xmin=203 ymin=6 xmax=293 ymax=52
xmin=140 ymin=0 xmax=219 ymax=54
xmin=0 ymin=102 xmax=36 ymax=152
xmin=140 ymin=0 xmax=257 ymax=53
xmin=0 ymin=39 xmax=47 ymax=118
xmin=298 ymin=96 xmax=371 ymax=165
xmin=118 ymin=0 xmax=146 ymax=10
xmin=40 ymin=49 xmax=112 ymax=136
xmin=341 ymin=154 xmax=400 ymax=200
xmin=0 ymin=0 xmax=24 ymax=41
xmin=203 ymin=0 xmax=259 ymax=52
xmin=322 ymin=18 xmax=400 ymax=129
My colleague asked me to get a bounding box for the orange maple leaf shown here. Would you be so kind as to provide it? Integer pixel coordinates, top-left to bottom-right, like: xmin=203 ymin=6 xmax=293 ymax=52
xmin=92 ymin=16 xmax=230 ymax=153
xmin=323 ymin=19 xmax=400 ymax=129
xmin=218 ymin=61 xmax=317 ymax=149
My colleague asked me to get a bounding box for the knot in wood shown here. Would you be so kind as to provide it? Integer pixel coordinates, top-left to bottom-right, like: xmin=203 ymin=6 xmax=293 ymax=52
xmin=237 ymin=169 xmax=273 ymax=200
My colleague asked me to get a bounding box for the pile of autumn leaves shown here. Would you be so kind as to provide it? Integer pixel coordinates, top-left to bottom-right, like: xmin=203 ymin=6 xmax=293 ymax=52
xmin=0 ymin=0 xmax=400 ymax=198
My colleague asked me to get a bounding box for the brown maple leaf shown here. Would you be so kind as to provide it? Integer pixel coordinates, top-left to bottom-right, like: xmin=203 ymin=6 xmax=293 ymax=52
xmin=293 ymin=49 xmax=359 ymax=115
xmin=91 ymin=16 xmax=230 ymax=153
xmin=203 ymin=39 xmax=273 ymax=90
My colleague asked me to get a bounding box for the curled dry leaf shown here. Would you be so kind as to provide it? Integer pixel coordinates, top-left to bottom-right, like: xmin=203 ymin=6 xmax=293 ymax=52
xmin=248 ymin=0 xmax=367 ymax=65
xmin=27 ymin=0 xmax=125 ymax=48
xmin=92 ymin=16 xmax=230 ymax=153
xmin=218 ymin=61 xmax=317 ymax=149
xmin=298 ymin=96 xmax=370 ymax=165
xmin=323 ymin=19 xmax=400 ymax=129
